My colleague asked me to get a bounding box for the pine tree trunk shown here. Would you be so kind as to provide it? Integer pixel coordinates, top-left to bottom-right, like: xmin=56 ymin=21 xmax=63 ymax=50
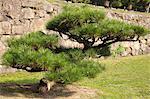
xmin=145 ymin=3 xmax=150 ymax=13
xmin=104 ymin=0 xmax=110 ymax=8
xmin=38 ymin=78 xmax=55 ymax=94
xmin=127 ymin=3 xmax=133 ymax=10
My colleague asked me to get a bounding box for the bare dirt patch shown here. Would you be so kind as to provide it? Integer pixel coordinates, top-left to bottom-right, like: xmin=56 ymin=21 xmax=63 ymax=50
xmin=0 ymin=83 xmax=101 ymax=99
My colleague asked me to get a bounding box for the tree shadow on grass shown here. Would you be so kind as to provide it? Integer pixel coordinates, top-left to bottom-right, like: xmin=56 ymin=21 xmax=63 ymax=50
xmin=0 ymin=81 xmax=76 ymax=98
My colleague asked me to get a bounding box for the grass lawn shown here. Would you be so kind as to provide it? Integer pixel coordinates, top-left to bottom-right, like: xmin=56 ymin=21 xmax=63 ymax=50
xmin=0 ymin=71 xmax=44 ymax=84
xmin=0 ymin=55 xmax=150 ymax=98
xmin=77 ymin=55 xmax=150 ymax=98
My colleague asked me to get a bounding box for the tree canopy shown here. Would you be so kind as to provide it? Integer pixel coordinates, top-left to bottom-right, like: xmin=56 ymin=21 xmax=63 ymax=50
xmin=46 ymin=5 xmax=149 ymax=50
xmin=2 ymin=31 xmax=105 ymax=83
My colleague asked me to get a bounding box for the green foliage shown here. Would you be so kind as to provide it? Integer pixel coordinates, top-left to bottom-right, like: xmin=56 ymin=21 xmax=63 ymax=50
xmin=98 ymin=46 xmax=111 ymax=56
xmin=3 ymin=32 xmax=59 ymax=70
xmin=111 ymin=0 xmax=123 ymax=8
xmin=70 ymin=0 xmax=91 ymax=3
xmin=97 ymin=19 xmax=149 ymax=38
xmin=2 ymin=31 xmax=104 ymax=84
xmin=47 ymin=5 xmax=149 ymax=44
xmin=46 ymin=60 xmax=104 ymax=83
xmin=65 ymin=48 xmax=85 ymax=62
xmin=8 ymin=31 xmax=59 ymax=50
xmin=111 ymin=44 xmax=125 ymax=57
xmin=85 ymin=48 xmax=97 ymax=58
xmin=46 ymin=5 xmax=105 ymax=35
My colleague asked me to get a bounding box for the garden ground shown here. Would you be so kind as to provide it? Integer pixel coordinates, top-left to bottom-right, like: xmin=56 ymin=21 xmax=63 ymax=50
xmin=0 ymin=54 xmax=150 ymax=98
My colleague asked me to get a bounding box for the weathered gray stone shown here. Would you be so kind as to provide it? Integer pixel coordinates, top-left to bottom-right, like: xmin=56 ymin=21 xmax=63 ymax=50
xmin=44 ymin=14 xmax=51 ymax=19
xmin=0 ymin=14 xmax=7 ymax=22
xmin=146 ymin=39 xmax=150 ymax=46
xmin=0 ymin=23 xmax=2 ymax=34
xmin=110 ymin=42 xmax=120 ymax=51
xmin=12 ymin=19 xmax=31 ymax=34
xmin=107 ymin=11 xmax=150 ymax=29
xmin=0 ymin=66 xmax=18 ymax=74
xmin=140 ymin=44 xmax=147 ymax=52
xmin=122 ymin=42 xmax=130 ymax=48
xmin=140 ymin=39 xmax=146 ymax=44
xmin=12 ymin=25 xmax=24 ymax=35
xmin=23 ymin=20 xmax=31 ymax=33
xmin=132 ymin=41 xmax=140 ymax=50
xmin=35 ymin=10 xmax=47 ymax=18
xmin=131 ymin=49 xmax=139 ymax=56
xmin=0 ymin=41 xmax=6 ymax=56
xmin=22 ymin=8 xmax=35 ymax=19
xmin=145 ymin=34 xmax=150 ymax=39
xmin=0 ymin=35 xmax=11 ymax=46
xmin=21 ymin=0 xmax=39 ymax=8
xmin=145 ymin=47 xmax=150 ymax=54
xmin=0 ymin=0 xmax=59 ymax=36
xmin=12 ymin=19 xmax=22 ymax=25
xmin=2 ymin=0 xmax=21 ymax=19
xmin=0 ymin=21 xmax=11 ymax=34
xmin=0 ymin=1 xmax=2 ymax=11
xmin=22 ymin=0 xmax=52 ymax=10
xmin=2 ymin=0 xmax=13 ymax=13
xmin=44 ymin=4 xmax=54 ymax=13
xmin=9 ymin=0 xmax=21 ymax=19
xmin=30 ymin=18 xmax=45 ymax=31
xmin=121 ymin=47 xmax=132 ymax=56
xmin=121 ymin=51 xmax=129 ymax=57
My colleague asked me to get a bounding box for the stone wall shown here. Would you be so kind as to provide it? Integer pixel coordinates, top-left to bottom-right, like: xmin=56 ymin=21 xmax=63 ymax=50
xmin=0 ymin=0 xmax=61 ymax=57
xmin=106 ymin=11 xmax=150 ymax=56
xmin=107 ymin=11 xmax=150 ymax=29
xmin=0 ymin=0 xmax=150 ymax=59
xmin=110 ymin=34 xmax=150 ymax=56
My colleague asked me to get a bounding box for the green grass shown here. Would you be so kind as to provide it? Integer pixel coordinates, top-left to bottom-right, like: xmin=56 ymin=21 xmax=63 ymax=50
xmin=0 ymin=72 xmax=44 ymax=84
xmin=47 ymin=0 xmax=56 ymax=3
xmin=76 ymin=55 xmax=150 ymax=98
xmin=0 ymin=55 xmax=150 ymax=98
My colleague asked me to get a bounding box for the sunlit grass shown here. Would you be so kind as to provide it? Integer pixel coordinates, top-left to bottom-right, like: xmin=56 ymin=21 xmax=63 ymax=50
xmin=0 ymin=71 xmax=45 ymax=84
xmin=47 ymin=0 xmax=56 ymax=3
xmin=77 ymin=55 xmax=150 ymax=98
